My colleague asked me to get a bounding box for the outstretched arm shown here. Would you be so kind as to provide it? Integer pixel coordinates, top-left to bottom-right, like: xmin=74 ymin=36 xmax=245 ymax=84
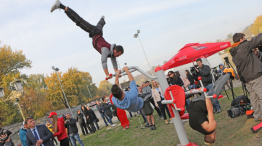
xmin=122 ymin=66 xmax=134 ymax=81
xmin=101 ymin=47 xmax=112 ymax=78
xmin=202 ymin=97 xmax=217 ymax=132
xmin=115 ymin=70 xmax=121 ymax=86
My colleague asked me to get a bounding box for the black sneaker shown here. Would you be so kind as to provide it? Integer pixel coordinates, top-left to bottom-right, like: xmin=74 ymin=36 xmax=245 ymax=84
xmin=150 ymin=125 xmax=153 ymax=130
xmin=153 ymin=125 xmax=156 ymax=130
xmin=145 ymin=124 xmax=150 ymax=127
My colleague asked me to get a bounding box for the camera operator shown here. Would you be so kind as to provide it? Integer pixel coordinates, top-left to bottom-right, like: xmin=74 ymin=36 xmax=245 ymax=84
xmin=230 ymin=33 xmax=262 ymax=122
xmin=196 ymin=58 xmax=222 ymax=113
xmin=0 ymin=129 xmax=14 ymax=146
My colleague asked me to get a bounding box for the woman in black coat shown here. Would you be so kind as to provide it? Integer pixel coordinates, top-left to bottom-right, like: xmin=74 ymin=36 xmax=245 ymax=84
xmin=81 ymin=106 xmax=95 ymax=133
xmin=76 ymin=109 xmax=89 ymax=135
xmin=167 ymin=71 xmax=184 ymax=87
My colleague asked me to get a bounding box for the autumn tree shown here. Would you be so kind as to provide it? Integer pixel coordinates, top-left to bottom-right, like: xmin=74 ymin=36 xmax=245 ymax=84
xmin=98 ymin=80 xmax=113 ymax=96
xmin=250 ymin=15 xmax=262 ymax=35
xmin=0 ymin=45 xmax=32 ymax=81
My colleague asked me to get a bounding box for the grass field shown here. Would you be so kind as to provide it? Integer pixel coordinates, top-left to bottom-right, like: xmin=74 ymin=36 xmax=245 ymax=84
xmin=79 ymin=87 xmax=262 ymax=146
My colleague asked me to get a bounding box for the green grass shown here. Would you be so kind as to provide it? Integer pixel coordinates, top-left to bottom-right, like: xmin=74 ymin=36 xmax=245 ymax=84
xmin=79 ymin=87 xmax=262 ymax=146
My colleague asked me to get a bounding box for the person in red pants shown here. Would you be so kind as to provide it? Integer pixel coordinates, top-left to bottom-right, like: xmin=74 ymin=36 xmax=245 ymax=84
xmin=50 ymin=0 xmax=124 ymax=79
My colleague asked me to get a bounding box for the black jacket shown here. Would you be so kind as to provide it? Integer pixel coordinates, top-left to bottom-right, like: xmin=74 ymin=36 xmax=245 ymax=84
xmin=65 ymin=118 xmax=78 ymax=135
xmin=103 ymin=103 xmax=113 ymax=117
xmin=230 ymin=34 xmax=262 ymax=83
xmin=197 ymin=64 xmax=212 ymax=86
xmin=187 ymin=74 xmax=195 ymax=85
xmin=167 ymin=76 xmax=184 ymax=86
xmin=76 ymin=113 xmax=85 ymax=124
xmin=89 ymin=109 xmax=98 ymax=120
xmin=83 ymin=107 xmax=94 ymax=124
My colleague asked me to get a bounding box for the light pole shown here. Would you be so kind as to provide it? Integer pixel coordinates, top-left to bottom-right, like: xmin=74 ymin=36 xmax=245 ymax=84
xmin=0 ymin=79 xmax=26 ymax=121
xmin=86 ymin=85 xmax=93 ymax=100
xmin=52 ymin=66 xmax=74 ymax=118
xmin=134 ymin=30 xmax=153 ymax=75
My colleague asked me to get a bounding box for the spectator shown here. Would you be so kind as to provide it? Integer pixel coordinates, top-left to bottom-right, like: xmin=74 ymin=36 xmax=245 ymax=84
xmin=25 ymin=117 xmax=56 ymax=146
xmin=96 ymin=100 xmax=111 ymax=127
xmin=185 ymin=70 xmax=195 ymax=90
xmin=112 ymin=104 xmax=120 ymax=121
xmin=230 ymin=33 xmax=262 ymax=122
xmin=0 ymin=133 xmax=15 ymax=146
xmin=142 ymin=82 xmax=163 ymax=119
xmin=81 ymin=106 xmax=95 ymax=133
xmin=167 ymin=71 xmax=184 ymax=87
xmin=76 ymin=110 xmax=89 ymax=136
xmin=176 ymin=71 xmax=189 ymax=88
xmin=45 ymin=121 xmax=58 ymax=145
xmin=151 ymin=80 xmax=172 ymax=125
xmin=217 ymin=63 xmax=225 ymax=74
xmin=86 ymin=106 xmax=100 ymax=130
xmin=49 ymin=112 xmax=69 ymax=146
xmin=102 ymin=97 xmax=116 ymax=127
xmin=138 ymin=86 xmax=156 ymax=130
xmin=64 ymin=114 xmax=85 ymax=146
xmin=19 ymin=121 xmax=29 ymax=146
xmin=196 ymin=58 xmax=221 ymax=113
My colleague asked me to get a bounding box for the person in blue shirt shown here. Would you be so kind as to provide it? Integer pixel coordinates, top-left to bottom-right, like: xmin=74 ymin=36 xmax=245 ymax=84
xmin=19 ymin=121 xmax=29 ymax=146
xmin=112 ymin=66 xmax=144 ymax=112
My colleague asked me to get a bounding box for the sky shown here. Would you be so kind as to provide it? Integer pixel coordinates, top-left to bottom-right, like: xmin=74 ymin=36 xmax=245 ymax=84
xmin=1 ymin=0 xmax=262 ymax=86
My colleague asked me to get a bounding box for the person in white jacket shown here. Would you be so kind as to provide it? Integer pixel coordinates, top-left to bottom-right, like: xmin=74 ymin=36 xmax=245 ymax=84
xmin=151 ymin=80 xmax=173 ymax=125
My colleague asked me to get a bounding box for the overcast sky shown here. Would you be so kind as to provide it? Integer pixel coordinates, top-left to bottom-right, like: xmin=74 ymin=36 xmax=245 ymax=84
xmin=1 ymin=0 xmax=262 ymax=86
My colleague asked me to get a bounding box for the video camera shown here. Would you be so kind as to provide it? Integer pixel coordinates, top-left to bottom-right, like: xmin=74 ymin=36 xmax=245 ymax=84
xmin=0 ymin=128 xmax=12 ymax=142
xmin=190 ymin=65 xmax=199 ymax=75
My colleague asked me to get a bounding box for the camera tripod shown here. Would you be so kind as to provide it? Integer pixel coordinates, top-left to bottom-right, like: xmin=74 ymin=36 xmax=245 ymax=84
xmin=224 ymin=57 xmax=237 ymax=99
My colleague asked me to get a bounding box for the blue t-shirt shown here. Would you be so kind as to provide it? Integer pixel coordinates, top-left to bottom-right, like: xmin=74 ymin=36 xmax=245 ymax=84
xmin=112 ymin=80 xmax=144 ymax=112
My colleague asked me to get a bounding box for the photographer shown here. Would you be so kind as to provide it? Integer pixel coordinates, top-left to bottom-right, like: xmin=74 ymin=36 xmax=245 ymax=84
xmin=196 ymin=58 xmax=221 ymax=113
xmin=230 ymin=33 xmax=262 ymax=122
xmin=0 ymin=128 xmax=14 ymax=146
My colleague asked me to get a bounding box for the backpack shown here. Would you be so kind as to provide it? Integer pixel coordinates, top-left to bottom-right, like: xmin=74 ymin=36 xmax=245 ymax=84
xmin=227 ymin=95 xmax=250 ymax=118
xmin=231 ymin=95 xmax=250 ymax=106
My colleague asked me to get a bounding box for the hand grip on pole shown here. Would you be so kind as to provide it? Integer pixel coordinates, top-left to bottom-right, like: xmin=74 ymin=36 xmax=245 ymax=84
xmin=105 ymin=74 xmax=113 ymax=80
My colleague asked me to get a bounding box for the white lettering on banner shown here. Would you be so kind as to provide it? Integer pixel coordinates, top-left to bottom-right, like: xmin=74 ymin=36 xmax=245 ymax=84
xmin=179 ymin=55 xmax=187 ymax=61
xmin=220 ymin=44 xmax=228 ymax=48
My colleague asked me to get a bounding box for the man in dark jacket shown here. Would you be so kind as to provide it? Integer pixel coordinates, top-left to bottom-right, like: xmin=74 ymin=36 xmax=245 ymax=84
xmin=65 ymin=114 xmax=85 ymax=146
xmin=102 ymin=97 xmax=116 ymax=127
xmin=76 ymin=110 xmax=88 ymax=136
xmin=196 ymin=58 xmax=221 ymax=113
xmin=96 ymin=100 xmax=112 ymax=127
xmin=230 ymin=33 xmax=262 ymax=122
xmin=86 ymin=106 xmax=100 ymax=130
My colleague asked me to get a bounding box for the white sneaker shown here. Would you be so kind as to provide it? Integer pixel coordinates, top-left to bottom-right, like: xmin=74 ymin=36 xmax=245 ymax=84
xmin=111 ymin=124 xmax=116 ymax=127
xmin=169 ymin=120 xmax=173 ymax=124
xmin=50 ymin=0 xmax=61 ymax=12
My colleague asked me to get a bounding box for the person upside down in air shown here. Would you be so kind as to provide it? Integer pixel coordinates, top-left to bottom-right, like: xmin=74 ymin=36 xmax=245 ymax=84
xmin=50 ymin=0 xmax=124 ymax=79
xmin=111 ymin=67 xmax=144 ymax=112
xmin=189 ymin=70 xmax=234 ymax=145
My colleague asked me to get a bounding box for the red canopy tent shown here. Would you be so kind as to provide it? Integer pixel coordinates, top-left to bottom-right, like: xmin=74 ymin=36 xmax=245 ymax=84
xmin=162 ymin=42 xmax=231 ymax=71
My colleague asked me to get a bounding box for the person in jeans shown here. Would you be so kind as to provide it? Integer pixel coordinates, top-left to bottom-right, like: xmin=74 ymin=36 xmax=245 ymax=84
xmin=142 ymin=81 xmax=163 ymax=119
xmin=50 ymin=0 xmax=124 ymax=79
xmin=151 ymin=80 xmax=172 ymax=125
xmin=96 ymin=101 xmax=112 ymax=127
xmin=196 ymin=58 xmax=221 ymax=113
xmin=86 ymin=106 xmax=100 ymax=130
xmin=64 ymin=114 xmax=84 ymax=146
xmin=102 ymin=97 xmax=116 ymax=127
xmin=76 ymin=110 xmax=89 ymax=135
xmin=230 ymin=33 xmax=262 ymax=122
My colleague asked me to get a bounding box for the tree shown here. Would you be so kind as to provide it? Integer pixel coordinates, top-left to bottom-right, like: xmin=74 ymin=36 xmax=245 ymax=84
xmin=0 ymin=45 xmax=32 ymax=81
xmin=250 ymin=15 xmax=262 ymax=35
xmin=98 ymin=80 xmax=113 ymax=95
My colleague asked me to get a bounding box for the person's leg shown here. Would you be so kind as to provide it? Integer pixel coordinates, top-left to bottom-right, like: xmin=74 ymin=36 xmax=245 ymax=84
xmin=86 ymin=124 xmax=93 ymax=133
xmin=60 ymin=137 xmax=70 ymax=146
xmin=139 ymin=110 xmax=147 ymax=123
xmin=150 ymin=115 xmax=156 ymax=130
xmin=91 ymin=123 xmax=96 ymax=132
xmin=146 ymin=115 xmax=152 ymax=125
xmin=80 ymin=124 xmax=86 ymax=135
xmin=158 ymin=101 xmax=167 ymax=123
xmin=69 ymin=136 xmax=77 ymax=146
xmin=74 ymin=133 xmax=85 ymax=146
xmin=82 ymin=123 xmax=89 ymax=134
xmin=129 ymin=111 xmax=133 ymax=118
xmin=93 ymin=119 xmax=100 ymax=130
xmin=193 ymin=84 xmax=196 ymax=89
xmin=149 ymin=98 xmax=162 ymax=118
xmin=64 ymin=7 xmax=100 ymax=37
xmin=100 ymin=113 xmax=109 ymax=126
xmin=246 ymin=76 xmax=262 ymax=121
xmin=107 ymin=115 xmax=113 ymax=125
